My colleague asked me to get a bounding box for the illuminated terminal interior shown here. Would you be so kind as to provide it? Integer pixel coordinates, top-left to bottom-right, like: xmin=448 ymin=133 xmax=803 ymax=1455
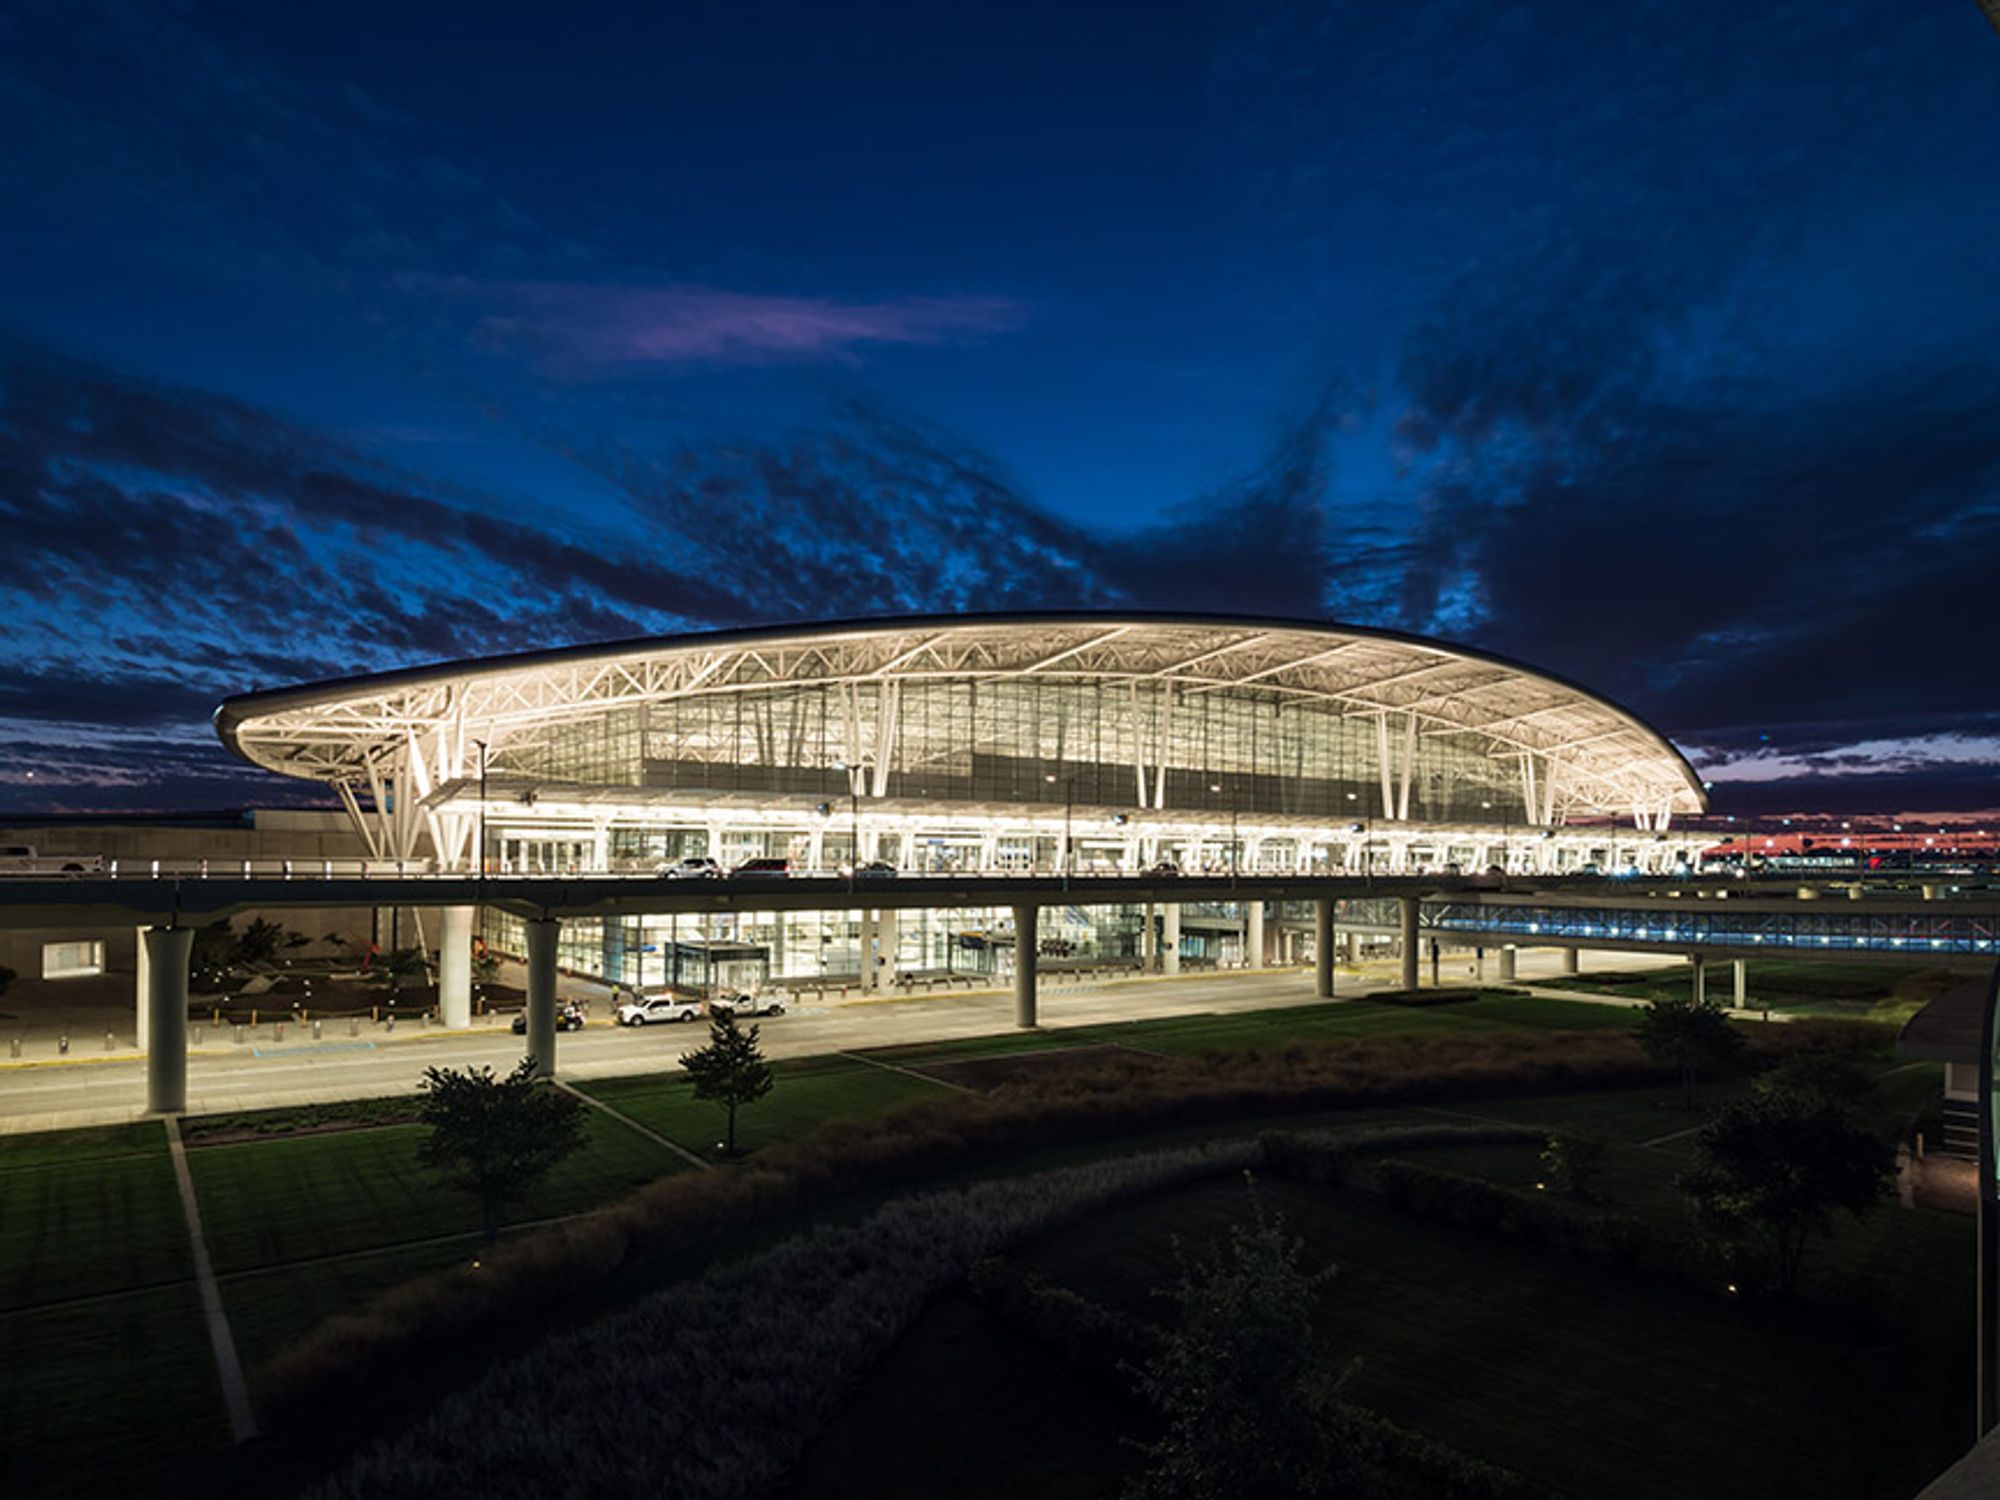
xmin=217 ymin=615 xmax=1710 ymax=988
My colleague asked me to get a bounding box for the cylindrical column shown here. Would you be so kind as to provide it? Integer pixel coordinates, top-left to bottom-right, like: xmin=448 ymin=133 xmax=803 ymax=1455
xmin=1245 ymin=901 xmax=1265 ymax=970
xmin=1498 ymin=946 xmax=1517 ymax=982
xmin=1163 ymin=904 xmax=1182 ymax=975
xmin=1014 ymin=904 xmax=1038 ymax=1028
xmin=1733 ymin=958 xmax=1747 ymax=1010
xmin=857 ymin=908 xmax=876 ymax=988
xmin=1690 ymin=951 xmax=1707 ymax=1008
xmin=439 ymin=905 xmax=473 ymax=1029
xmin=135 ymin=924 xmax=152 ymax=1053
xmin=1399 ymin=896 xmax=1420 ymax=990
xmin=877 ymin=908 xmax=899 ymax=990
xmin=1561 ymin=947 xmax=1580 ymax=975
xmin=1142 ymin=902 xmax=1157 ymax=969
xmin=1314 ymin=899 xmax=1335 ymax=999
xmin=524 ymin=917 xmax=560 ymax=1078
xmin=144 ymin=926 xmax=195 ymax=1114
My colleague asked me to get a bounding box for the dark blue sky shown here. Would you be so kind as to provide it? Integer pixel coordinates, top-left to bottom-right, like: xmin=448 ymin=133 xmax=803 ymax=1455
xmin=3 ymin=0 xmax=1998 ymax=821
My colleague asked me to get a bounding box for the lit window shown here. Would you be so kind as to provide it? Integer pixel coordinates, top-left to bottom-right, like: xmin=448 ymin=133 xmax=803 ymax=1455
xmin=43 ymin=940 xmax=105 ymax=979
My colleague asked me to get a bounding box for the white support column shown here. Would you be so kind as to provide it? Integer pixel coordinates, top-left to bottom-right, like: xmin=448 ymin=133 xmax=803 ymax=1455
xmin=1733 ymin=958 xmax=1748 ymax=1011
xmin=524 ymin=917 xmax=560 ymax=1078
xmin=135 ymin=925 xmax=152 ymax=1053
xmin=1014 ymin=904 xmax=1038 ymax=1028
xmin=1245 ymin=900 xmax=1265 ymax=969
xmin=877 ymin=907 xmax=899 ymax=988
xmin=439 ymin=905 xmax=473 ymax=1029
xmin=144 ymin=926 xmax=195 ymax=1115
xmin=1690 ymin=951 xmax=1707 ymax=1009
xmin=1399 ymin=896 xmax=1420 ymax=990
xmin=1314 ymin=899 xmax=1334 ymax=999
xmin=1163 ymin=904 xmax=1182 ymax=975
xmin=1498 ymin=946 xmax=1516 ymax=983
xmin=1561 ymin=947 xmax=1580 ymax=975
xmin=857 ymin=908 xmax=876 ymax=987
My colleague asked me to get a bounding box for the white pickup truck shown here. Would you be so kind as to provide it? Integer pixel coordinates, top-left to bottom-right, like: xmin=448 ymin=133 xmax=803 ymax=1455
xmin=0 ymin=844 xmax=106 ymax=875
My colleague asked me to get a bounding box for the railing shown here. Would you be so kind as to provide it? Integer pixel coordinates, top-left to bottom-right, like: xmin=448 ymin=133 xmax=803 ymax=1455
xmin=1425 ymin=900 xmax=2000 ymax=956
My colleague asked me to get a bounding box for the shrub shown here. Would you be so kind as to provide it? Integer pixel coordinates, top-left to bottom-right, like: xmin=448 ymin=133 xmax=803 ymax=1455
xmin=967 ymin=1256 xmax=1159 ymax=1387
xmin=1373 ymin=1160 xmax=1643 ymax=1265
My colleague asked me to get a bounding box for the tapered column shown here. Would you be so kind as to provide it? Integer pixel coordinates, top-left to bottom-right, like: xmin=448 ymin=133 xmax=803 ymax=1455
xmin=1561 ymin=948 xmax=1580 ymax=975
xmin=1690 ymin=951 xmax=1707 ymax=1008
xmin=1733 ymin=958 xmax=1747 ymax=1010
xmin=1314 ymin=899 xmax=1335 ymax=999
xmin=525 ymin=917 xmax=560 ymax=1078
xmin=1014 ymin=904 xmax=1038 ymax=1028
xmin=439 ymin=905 xmax=473 ymax=1029
xmin=1399 ymin=896 xmax=1420 ymax=990
xmin=1498 ymin=946 xmax=1516 ymax=982
xmin=1163 ymin=904 xmax=1181 ymax=975
xmin=144 ymin=926 xmax=195 ymax=1114
xmin=1245 ymin=901 xmax=1265 ymax=969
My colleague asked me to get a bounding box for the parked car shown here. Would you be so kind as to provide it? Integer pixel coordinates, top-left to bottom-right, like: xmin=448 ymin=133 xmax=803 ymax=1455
xmin=660 ymin=856 xmax=722 ymax=879
xmin=616 ymin=992 xmax=704 ymax=1026
xmin=0 ymin=844 xmax=105 ymax=875
xmin=849 ymin=859 xmax=898 ymax=879
xmin=730 ymin=857 xmax=790 ymax=878
xmin=512 ymin=1002 xmax=586 ymax=1034
xmin=708 ymin=991 xmax=788 ymax=1018
xmin=1143 ymin=860 xmax=1182 ymax=878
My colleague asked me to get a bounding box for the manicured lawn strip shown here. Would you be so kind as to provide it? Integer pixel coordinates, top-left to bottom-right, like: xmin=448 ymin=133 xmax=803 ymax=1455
xmin=0 ymin=1118 xmax=166 ymax=1168
xmin=578 ymin=1060 xmax=955 ymax=1160
xmin=226 ymin=1238 xmax=487 ymax=1372
xmin=1455 ymin=994 xmax=1642 ymax=1030
xmin=1539 ymin=959 xmax=1956 ymax=1020
xmin=1018 ymin=1174 xmax=1969 ymax=1500
xmin=0 ymin=1285 xmax=225 ymax=1500
xmin=0 ymin=1146 xmax=191 ymax=1311
xmin=189 ymin=1109 xmax=685 ymax=1276
xmin=790 ymin=1289 xmax=1134 ymax=1500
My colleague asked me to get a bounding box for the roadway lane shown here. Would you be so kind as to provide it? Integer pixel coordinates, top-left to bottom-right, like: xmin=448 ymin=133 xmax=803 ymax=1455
xmin=0 ymin=950 xmax=1676 ymax=1133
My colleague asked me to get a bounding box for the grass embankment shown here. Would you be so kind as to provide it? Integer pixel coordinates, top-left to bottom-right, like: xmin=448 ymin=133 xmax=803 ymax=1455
xmin=802 ymin=1057 xmax=1966 ymax=1500
xmin=1538 ymin=959 xmax=1958 ymax=1023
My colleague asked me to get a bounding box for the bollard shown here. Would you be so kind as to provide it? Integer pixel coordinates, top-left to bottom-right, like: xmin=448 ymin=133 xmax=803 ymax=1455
xmin=313 ymin=1019 xmax=323 ymax=1040
xmin=371 ymin=1006 xmax=379 ymax=1024
xmin=274 ymin=1023 xmax=285 ymax=1042
xmin=385 ymin=1014 xmax=395 ymax=1033
xmin=191 ymin=1027 xmax=202 ymax=1045
xmin=234 ymin=1025 xmax=245 ymax=1046
xmin=105 ymin=1031 xmax=115 ymax=1052
xmin=8 ymin=1037 xmax=19 ymax=1058
xmin=59 ymin=1035 xmax=69 ymax=1056
xmin=349 ymin=1018 xmax=360 ymax=1037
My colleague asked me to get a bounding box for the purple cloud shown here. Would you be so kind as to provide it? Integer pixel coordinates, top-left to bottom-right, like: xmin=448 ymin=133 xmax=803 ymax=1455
xmin=448 ymin=280 xmax=1029 ymax=372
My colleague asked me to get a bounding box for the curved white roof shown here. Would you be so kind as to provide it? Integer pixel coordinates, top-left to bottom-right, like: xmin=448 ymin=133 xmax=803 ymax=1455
xmin=216 ymin=613 xmax=1706 ymax=823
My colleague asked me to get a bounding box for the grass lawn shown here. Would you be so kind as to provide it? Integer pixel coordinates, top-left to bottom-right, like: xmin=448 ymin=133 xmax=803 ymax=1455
xmin=0 ymin=1285 xmax=224 ymax=1500
xmin=1541 ymin=959 xmax=1958 ymax=1022
xmin=225 ymin=1237 xmax=484 ymax=1372
xmin=0 ymin=1124 xmax=189 ymax=1311
xmin=579 ymin=1053 xmax=958 ymax=1158
xmin=1007 ymin=1173 xmax=1969 ymax=1500
xmin=187 ymin=1106 xmax=686 ymax=1276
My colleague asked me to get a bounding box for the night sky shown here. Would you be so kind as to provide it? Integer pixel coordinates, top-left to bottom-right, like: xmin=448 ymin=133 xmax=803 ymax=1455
xmin=2 ymin=1 xmax=1997 ymax=822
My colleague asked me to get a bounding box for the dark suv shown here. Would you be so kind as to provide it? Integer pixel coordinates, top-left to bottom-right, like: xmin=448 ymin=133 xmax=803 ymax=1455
xmin=731 ymin=857 xmax=790 ymax=878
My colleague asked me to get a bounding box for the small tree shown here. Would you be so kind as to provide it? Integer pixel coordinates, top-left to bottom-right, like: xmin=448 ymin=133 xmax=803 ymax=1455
xmin=1635 ymin=996 xmax=1746 ymax=1109
xmin=1539 ymin=1133 xmax=1608 ymax=1201
xmin=1127 ymin=1189 xmax=1352 ymax=1500
xmin=417 ymin=1060 xmax=588 ymax=1243
xmin=189 ymin=919 xmax=238 ymax=991
xmin=679 ymin=1011 xmax=774 ymax=1156
xmin=234 ymin=916 xmax=288 ymax=966
xmin=1677 ymin=1091 xmax=1893 ymax=1295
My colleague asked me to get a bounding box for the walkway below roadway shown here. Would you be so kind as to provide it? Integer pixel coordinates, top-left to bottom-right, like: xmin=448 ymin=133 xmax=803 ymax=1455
xmin=0 ymin=949 xmax=1682 ymax=1134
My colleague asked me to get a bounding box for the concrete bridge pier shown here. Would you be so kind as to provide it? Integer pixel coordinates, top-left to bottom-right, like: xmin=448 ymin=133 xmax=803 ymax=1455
xmin=1399 ymin=896 xmax=1420 ymax=989
xmin=1163 ymin=904 xmax=1181 ymax=975
xmin=1690 ymin=950 xmax=1707 ymax=1008
xmin=143 ymin=925 xmax=195 ymax=1115
xmin=524 ymin=916 xmax=560 ymax=1077
xmin=439 ymin=905 xmax=473 ymax=1029
xmin=1560 ymin=948 xmax=1580 ymax=975
xmin=1314 ymin=899 xmax=1335 ymax=999
xmin=1733 ymin=957 xmax=1748 ymax=1010
xmin=1245 ymin=900 xmax=1265 ymax=969
xmin=1498 ymin=946 xmax=1516 ymax=983
xmin=1014 ymin=903 xmax=1038 ymax=1028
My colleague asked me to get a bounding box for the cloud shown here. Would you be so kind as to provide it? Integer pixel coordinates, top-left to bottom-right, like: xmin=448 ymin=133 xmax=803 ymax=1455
xmin=446 ymin=281 xmax=1030 ymax=374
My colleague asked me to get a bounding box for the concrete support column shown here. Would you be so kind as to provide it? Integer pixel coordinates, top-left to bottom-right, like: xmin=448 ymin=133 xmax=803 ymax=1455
xmin=857 ymin=908 xmax=875 ymax=987
xmin=1733 ymin=958 xmax=1748 ymax=1011
xmin=1560 ymin=947 xmax=1580 ymax=975
xmin=1142 ymin=902 xmax=1157 ymax=968
xmin=1163 ymin=904 xmax=1182 ymax=975
xmin=877 ymin=908 xmax=899 ymax=989
xmin=439 ymin=905 xmax=473 ymax=1029
xmin=1245 ymin=901 xmax=1265 ymax=969
xmin=524 ymin=917 xmax=560 ymax=1078
xmin=1498 ymin=946 xmax=1516 ymax=983
xmin=1399 ymin=895 xmax=1420 ymax=990
xmin=1690 ymin=951 xmax=1707 ymax=1008
xmin=1014 ymin=904 xmax=1038 ymax=1028
xmin=144 ymin=926 xmax=195 ymax=1114
xmin=1314 ymin=899 xmax=1335 ymax=999
xmin=135 ymin=925 xmax=152 ymax=1053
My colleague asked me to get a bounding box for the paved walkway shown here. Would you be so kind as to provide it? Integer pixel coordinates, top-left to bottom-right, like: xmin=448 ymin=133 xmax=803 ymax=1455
xmin=164 ymin=1117 xmax=256 ymax=1442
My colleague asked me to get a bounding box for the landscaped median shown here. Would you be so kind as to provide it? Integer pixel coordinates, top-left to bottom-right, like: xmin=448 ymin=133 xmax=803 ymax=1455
xmin=252 ymin=1016 xmax=1882 ymax=1429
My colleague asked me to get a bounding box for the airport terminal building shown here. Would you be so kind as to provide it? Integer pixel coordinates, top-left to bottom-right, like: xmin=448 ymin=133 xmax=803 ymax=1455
xmin=208 ymin=614 xmax=1710 ymax=992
